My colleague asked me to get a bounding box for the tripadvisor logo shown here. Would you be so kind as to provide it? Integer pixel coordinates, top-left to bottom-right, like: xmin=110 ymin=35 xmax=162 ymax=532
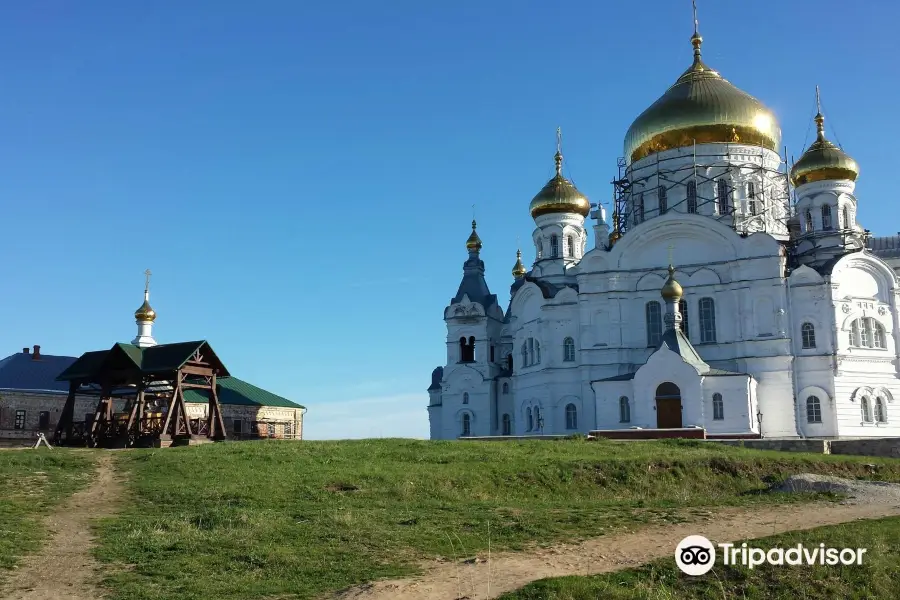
xmin=675 ymin=535 xmax=868 ymax=575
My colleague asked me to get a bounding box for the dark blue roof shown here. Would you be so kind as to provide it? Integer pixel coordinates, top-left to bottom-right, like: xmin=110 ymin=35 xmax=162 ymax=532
xmin=0 ymin=351 xmax=77 ymax=394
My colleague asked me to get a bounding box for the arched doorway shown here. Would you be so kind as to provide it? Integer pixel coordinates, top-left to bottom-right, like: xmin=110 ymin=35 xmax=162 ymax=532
xmin=655 ymin=382 xmax=682 ymax=428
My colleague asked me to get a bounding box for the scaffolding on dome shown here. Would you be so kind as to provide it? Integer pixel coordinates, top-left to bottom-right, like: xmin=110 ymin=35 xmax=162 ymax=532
xmin=609 ymin=143 xmax=796 ymax=241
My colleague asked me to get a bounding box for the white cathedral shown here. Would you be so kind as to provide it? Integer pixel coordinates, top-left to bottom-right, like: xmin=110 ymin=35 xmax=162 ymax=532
xmin=427 ymin=21 xmax=900 ymax=441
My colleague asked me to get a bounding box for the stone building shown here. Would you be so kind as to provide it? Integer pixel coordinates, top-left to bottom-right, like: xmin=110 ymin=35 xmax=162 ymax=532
xmin=428 ymin=15 xmax=900 ymax=440
xmin=0 ymin=276 xmax=304 ymax=444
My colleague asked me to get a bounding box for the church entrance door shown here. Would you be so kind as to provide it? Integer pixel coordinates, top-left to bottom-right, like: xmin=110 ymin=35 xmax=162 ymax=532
xmin=655 ymin=382 xmax=683 ymax=429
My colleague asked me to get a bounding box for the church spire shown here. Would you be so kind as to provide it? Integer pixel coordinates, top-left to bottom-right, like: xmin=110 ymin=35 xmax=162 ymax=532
xmin=132 ymin=269 xmax=158 ymax=348
xmin=690 ymin=0 xmax=703 ymax=63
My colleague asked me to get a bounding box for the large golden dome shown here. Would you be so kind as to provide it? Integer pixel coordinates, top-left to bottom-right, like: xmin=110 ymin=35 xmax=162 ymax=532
xmin=790 ymin=111 xmax=858 ymax=186
xmin=624 ymin=33 xmax=781 ymax=163
xmin=529 ymin=150 xmax=591 ymax=219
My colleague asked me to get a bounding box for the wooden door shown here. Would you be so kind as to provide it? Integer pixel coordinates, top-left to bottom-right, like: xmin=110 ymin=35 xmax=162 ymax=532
xmin=656 ymin=398 xmax=683 ymax=428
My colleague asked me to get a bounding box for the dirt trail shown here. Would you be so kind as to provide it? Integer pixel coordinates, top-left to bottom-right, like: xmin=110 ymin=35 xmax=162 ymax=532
xmin=333 ymin=498 xmax=900 ymax=600
xmin=1 ymin=453 xmax=124 ymax=600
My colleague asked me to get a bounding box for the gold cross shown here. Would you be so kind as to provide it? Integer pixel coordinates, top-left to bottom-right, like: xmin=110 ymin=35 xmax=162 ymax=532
xmin=667 ymin=243 xmax=674 ymax=266
xmin=692 ymin=0 xmax=699 ymax=35
xmin=144 ymin=269 xmax=152 ymax=293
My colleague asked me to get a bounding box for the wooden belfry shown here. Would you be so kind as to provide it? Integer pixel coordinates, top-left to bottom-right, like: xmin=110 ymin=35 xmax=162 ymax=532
xmin=54 ymin=341 xmax=229 ymax=448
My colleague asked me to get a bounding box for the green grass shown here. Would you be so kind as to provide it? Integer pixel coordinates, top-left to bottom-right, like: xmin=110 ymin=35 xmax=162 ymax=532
xmin=96 ymin=438 xmax=900 ymax=600
xmin=0 ymin=448 xmax=95 ymax=576
xmin=500 ymin=516 xmax=900 ymax=599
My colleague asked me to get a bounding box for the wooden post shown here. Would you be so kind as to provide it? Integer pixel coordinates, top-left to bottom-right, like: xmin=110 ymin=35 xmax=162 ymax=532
xmin=208 ymin=372 xmax=227 ymax=440
xmin=160 ymin=375 xmax=179 ymax=438
xmin=175 ymin=370 xmax=193 ymax=437
xmin=54 ymin=382 xmax=78 ymax=444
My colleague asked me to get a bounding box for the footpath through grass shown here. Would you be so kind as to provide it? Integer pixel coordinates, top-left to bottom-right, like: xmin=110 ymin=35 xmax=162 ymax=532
xmin=96 ymin=438 xmax=900 ymax=600
xmin=501 ymin=515 xmax=900 ymax=599
xmin=0 ymin=448 xmax=95 ymax=577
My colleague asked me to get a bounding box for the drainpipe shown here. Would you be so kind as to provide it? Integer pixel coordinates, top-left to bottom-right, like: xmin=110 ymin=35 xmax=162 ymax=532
xmin=299 ymin=407 xmax=307 ymax=440
xmin=785 ymin=273 xmax=802 ymax=438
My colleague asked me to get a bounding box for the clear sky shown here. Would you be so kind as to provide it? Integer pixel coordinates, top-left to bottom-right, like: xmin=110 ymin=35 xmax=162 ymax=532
xmin=1 ymin=1 xmax=898 ymax=439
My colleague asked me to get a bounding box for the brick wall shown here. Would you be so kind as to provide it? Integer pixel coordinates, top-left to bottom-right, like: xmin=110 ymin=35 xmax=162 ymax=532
xmin=0 ymin=391 xmax=304 ymax=441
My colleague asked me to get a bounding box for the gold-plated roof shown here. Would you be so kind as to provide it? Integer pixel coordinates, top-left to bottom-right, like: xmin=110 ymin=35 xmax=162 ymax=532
xmin=512 ymin=249 xmax=526 ymax=279
xmin=465 ymin=220 xmax=482 ymax=251
xmin=529 ymin=147 xmax=591 ymax=219
xmin=134 ymin=294 xmax=156 ymax=322
xmin=624 ymin=32 xmax=781 ymax=163
xmin=790 ymin=106 xmax=858 ymax=186
xmin=660 ymin=265 xmax=683 ymax=301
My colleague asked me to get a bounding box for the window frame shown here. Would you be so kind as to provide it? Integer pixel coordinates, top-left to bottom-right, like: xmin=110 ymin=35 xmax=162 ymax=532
xmin=14 ymin=410 xmax=26 ymax=430
xmin=686 ymin=180 xmax=698 ymax=214
xmin=619 ymin=396 xmax=631 ymax=423
xmin=563 ymin=337 xmax=576 ymax=362
xmin=565 ymin=403 xmax=578 ymax=430
xmin=801 ymin=322 xmax=816 ymax=349
xmin=712 ymin=393 xmax=724 ymax=420
xmin=698 ymin=297 xmax=717 ymax=343
xmin=806 ymin=396 xmax=822 ymax=424
xmin=646 ymin=301 xmax=663 ymax=347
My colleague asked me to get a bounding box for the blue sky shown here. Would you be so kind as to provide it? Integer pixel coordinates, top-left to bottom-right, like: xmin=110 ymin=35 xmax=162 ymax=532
xmin=1 ymin=1 xmax=898 ymax=439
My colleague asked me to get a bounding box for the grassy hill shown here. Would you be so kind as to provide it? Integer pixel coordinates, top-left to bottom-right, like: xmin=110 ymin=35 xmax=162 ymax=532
xmin=93 ymin=438 xmax=900 ymax=600
xmin=501 ymin=516 xmax=900 ymax=599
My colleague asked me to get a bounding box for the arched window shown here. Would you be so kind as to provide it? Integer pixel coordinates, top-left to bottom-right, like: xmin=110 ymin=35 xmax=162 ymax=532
xmin=805 ymin=210 xmax=814 ymax=232
xmin=679 ymin=299 xmax=690 ymax=338
xmin=712 ymin=393 xmax=724 ymax=420
xmin=502 ymin=382 xmax=509 ymax=394
xmin=534 ymin=406 xmax=542 ymax=429
xmin=850 ymin=318 xmax=887 ymax=349
xmin=463 ymin=392 xmax=469 ymax=405
xmin=635 ymin=193 xmax=645 ymax=224
xmin=550 ymin=235 xmax=559 ymax=258
xmin=747 ymin=181 xmax=757 ymax=215
xmin=874 ymin=321 xmax=886 ymax=349
xmin=658 ymin=186 xmax=667 ymax=214
xmin=842 ymin=206 xmax=851 ymax=229
xmin=502 ymin=413 xmax=511 ymax=435
xmin=875 ymin=397 xmax=887 ymax=423
xmin=806 ymin=396 xmax=822 ymax=423
xmin=565 ymin=404 xmax=578 ymax=429
xmin=507 ymin=354 xmax=513 ymax=372
xmin=822 ymin=205 xmax=833 ymax=229
xmin=563 ymin=337 xmax=576 ymax=362
xmin=461 ymin=413 xmax=471 ymax=436
xmin=619 ymin=396 xmax=631 ymax=423
xmin=521 ymin=342 xmax=528 ymax=367
xmin=534 ymin=340 xmax=541 ymax=364
xmin=526 ymin=407 xmax=533 ymax=431
xmin=566 ymin=236 xmax=575 ymax=257
xmin=699 ymin=297 xmax=717 ymax=343
xmin=536 ymin=240 xmax=543 ymax=259
xmin=686 ymin=181 xmax=697 ymax=213
xmin=717 ymin=179 xmax=730 ymax=215
xmin=801 ymin=322 xmax=816 ymax=349
xmin=861 ymin=396 xmax=872 ymax=422
xmin=646 ymin=301 xmax=663 ymax=347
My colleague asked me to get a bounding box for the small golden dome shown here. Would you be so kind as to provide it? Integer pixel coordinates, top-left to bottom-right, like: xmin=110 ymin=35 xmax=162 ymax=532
xmin=512 ymin=249 xmax=527 ymax=279
xmin=134 ymin=296 xmax=156 ymax=322
xmin=661 ymin=265 xmax=683 ymax=301
xmin=465 ymin=219 xmax=482 ymax=251
xmin=624 ymin=33 xmax=781 ymax=163
xmin=790 ymin=112 xmax=858 ymax=186
xmin=529 ymin=150 xmax=591 ymax=219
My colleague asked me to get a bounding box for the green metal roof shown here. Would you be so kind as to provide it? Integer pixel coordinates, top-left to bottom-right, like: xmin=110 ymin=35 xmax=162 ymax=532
xmin=56 ymin=340 xmax=229 ymax=381
xmin=56 ymin=351 xmax=111 ymax=381
xmin=182 ymin=376 xmax=303 ymax=409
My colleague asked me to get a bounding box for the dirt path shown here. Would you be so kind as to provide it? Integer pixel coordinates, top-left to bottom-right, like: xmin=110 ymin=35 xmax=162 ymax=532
xmin=334 ymin=498 xmax=900 ymax=600
xmin=1 ymin=453 xmax=124 ymax=600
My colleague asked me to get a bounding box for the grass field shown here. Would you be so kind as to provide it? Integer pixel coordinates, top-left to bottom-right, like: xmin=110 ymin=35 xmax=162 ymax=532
xmin=500 ymin=516 xmax=900 ymax=599
xmin=95 ymin=438 xmax=900 ymax=600
xmin=0 ymin=448 xmax=95 ymax=575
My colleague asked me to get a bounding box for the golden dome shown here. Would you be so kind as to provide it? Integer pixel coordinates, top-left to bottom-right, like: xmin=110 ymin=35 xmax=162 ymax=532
xmin=512 ymin=249 xmax=527 ymax=279
xmin=134 ymin=295 xmax=156 ymax=322
xmin=465 ymin=219 xmax=482 ymax=251
xmin=790 ymin=112 xmax=858 ymax=186
xmin=624 ymin=33 xmax=781 ymax=163
xmin=660 ymin=265 xmax=683 ymax=301
xmin=529 ymin=150 xmax=591 ymax=219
